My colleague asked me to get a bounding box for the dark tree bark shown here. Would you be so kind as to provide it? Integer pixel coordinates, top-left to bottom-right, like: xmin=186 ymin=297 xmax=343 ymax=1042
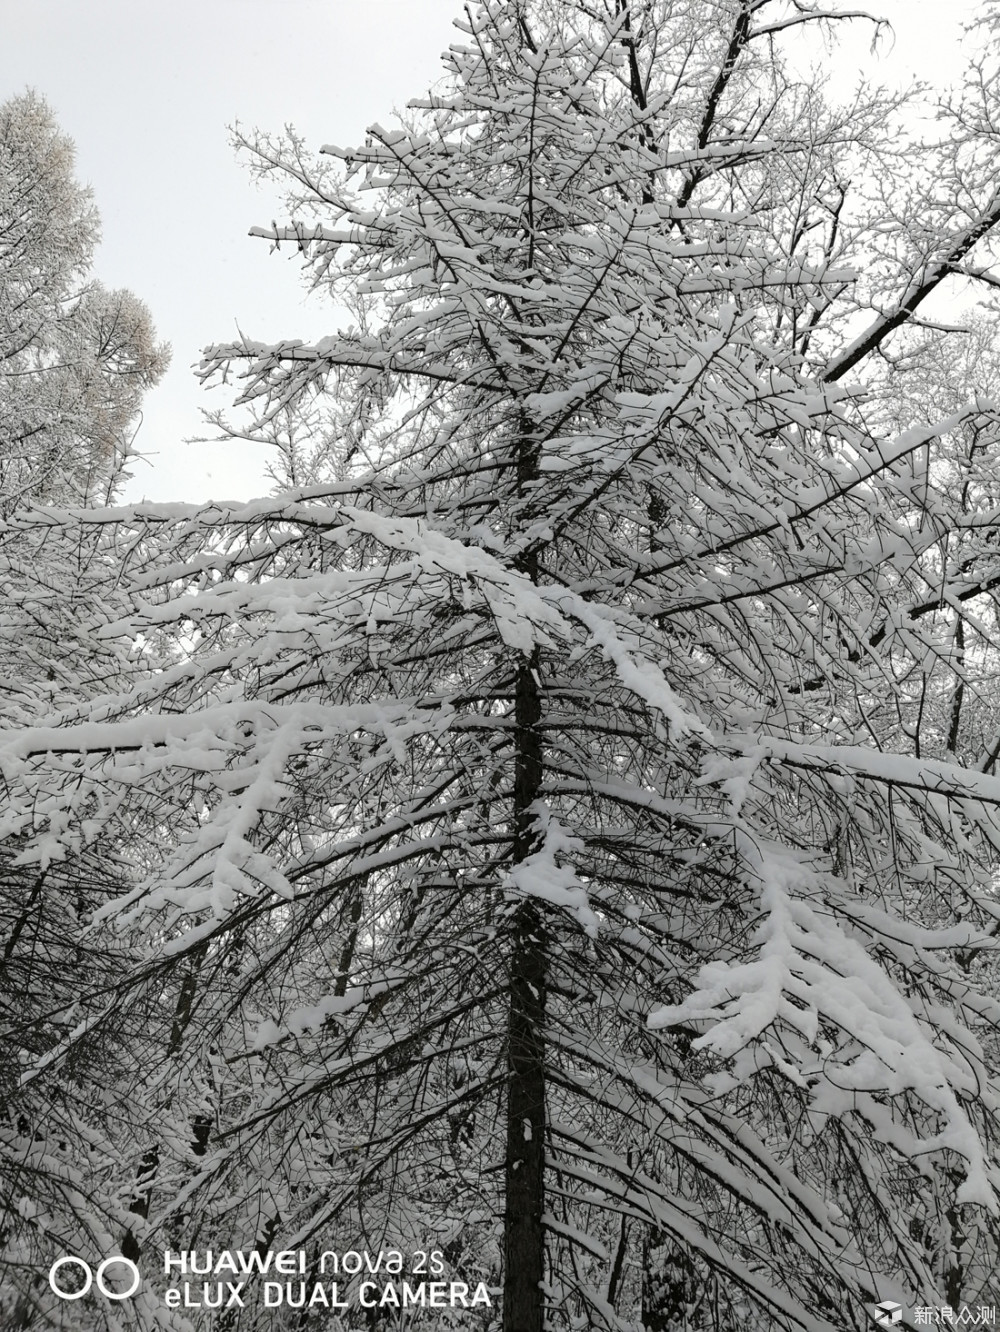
xmin=505 ymin=400 xmax=548 ymax=1332
xmin=504 ymin=649 xmax=547 ymax=1332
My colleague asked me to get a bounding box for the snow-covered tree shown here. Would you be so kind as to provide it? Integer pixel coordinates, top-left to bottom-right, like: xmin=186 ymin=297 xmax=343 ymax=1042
xmin=0 ymin=90 xmax=169 ymax=506
xmin=6 ymin=4 xmax=1000 ymax=1330
xmin=0 ymin=90 xmax=169 ymax=1331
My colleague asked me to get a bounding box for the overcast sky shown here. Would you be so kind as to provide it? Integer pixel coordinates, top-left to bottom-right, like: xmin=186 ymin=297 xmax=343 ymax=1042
xmin=0 ymin=0 xmax=983 ymax=504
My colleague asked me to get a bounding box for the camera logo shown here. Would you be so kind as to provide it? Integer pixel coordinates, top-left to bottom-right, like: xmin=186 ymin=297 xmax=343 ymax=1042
xmin=49 ymin=1256 xmax=141 ymax=1301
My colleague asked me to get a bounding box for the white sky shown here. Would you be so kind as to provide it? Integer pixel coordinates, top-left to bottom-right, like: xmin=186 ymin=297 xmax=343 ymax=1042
xmin=0 ymin=0 xmax=985 ymax=504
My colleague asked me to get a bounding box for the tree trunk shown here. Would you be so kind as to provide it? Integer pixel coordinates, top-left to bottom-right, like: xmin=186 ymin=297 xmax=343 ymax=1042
xmin=503 ymin=647 xmax=547 ymax=1332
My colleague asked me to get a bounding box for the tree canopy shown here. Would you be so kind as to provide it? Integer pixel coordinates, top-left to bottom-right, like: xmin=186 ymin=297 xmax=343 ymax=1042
xmin=0 ymin=90 xmax=169 ymax=506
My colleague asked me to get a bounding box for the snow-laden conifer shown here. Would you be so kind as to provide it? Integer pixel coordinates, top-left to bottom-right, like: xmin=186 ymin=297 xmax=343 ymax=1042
xmin=5 ymin=3 xmax=1000 ymax=1328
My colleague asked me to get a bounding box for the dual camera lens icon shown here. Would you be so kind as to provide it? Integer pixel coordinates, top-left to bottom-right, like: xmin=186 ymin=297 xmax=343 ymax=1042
xmin=48 ymin=1256 xmax=141 ymax=1301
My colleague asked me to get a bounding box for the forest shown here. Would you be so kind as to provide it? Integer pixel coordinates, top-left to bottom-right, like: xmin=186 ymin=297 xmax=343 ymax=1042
xmin=4 ymin=2 xmax=1000 ymax=1329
